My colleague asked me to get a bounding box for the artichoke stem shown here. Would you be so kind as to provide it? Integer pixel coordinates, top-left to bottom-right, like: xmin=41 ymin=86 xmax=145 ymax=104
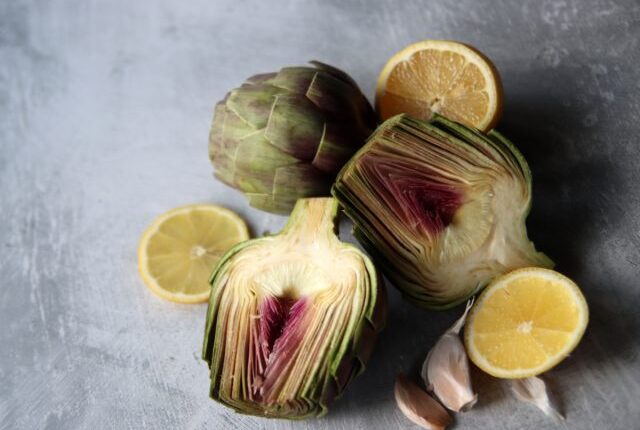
xmin=282 ymin=198 xmax=340 ymax=245
xmin=497 ymin=223 xmax=554 ymax=271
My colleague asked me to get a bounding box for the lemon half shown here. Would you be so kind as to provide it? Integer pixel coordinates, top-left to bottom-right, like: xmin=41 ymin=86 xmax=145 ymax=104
xmin=465 ymin=268 xmax=588 ymax=378
xmin=376 ymin=40 xmax=503 ymax=131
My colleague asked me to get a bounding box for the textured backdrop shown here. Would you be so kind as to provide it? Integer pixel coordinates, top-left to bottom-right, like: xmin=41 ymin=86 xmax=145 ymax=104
xmin=1 ymin=0 xmax=639 ymax=429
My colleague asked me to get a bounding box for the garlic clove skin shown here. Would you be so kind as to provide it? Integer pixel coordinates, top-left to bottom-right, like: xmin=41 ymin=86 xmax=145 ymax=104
xmin=395 ymin=374 xmax=452 ymax=430
xmin=510 ymin=376 xmax=564 ymax=420
xmin=421 ymin=333 xmax=477 ymax=412
xmin=421 ymin=299 xmax=477 ymax=412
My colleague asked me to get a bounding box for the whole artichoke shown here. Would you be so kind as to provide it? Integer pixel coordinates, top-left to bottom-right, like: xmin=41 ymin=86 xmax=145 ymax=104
xmin=203 ymin=198 xmax=386 ymax=418
xmin=209 ymin=62 xmax=376 ymax=214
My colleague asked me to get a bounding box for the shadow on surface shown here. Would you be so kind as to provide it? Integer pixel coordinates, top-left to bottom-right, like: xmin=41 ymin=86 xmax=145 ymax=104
xmin=326 ymin=64 xmax=634 ymax=419
xmin=500 ymin=65 xmax=635 ymax=369
xmin=328 ymin=286 xmax=459 ymax=418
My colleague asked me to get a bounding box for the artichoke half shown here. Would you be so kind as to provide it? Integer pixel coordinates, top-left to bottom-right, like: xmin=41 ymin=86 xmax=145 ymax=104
xmin=209 ymin=62 xmax=376 ymax=214
xmin=202 ymin=198 xmax=385 ymax=418
xmin=333 ymin=114 xmax=552 ymax=309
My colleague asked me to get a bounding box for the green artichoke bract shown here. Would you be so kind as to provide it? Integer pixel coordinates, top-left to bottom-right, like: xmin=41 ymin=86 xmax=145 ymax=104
xmin=202 ymin=198 xmax=385 ymax=418
xmin=333 ymin=114 xmax=552 ymax=309
xmin=209 ymin=62 xmax=376 ymax=214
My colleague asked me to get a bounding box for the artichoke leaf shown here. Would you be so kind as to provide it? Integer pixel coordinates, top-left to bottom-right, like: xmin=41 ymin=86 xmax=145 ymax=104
xmin=246 ymin=72 xmax=277 ymax=86
xmin=308 ymin=60 xmax=359 ymax=89
xmin=264 ymin=94 xmax=325 ymax=161
xmin=227 ymin=84 xmax=286 ymax=129
xmin=232 ymin=133 xmax=299 ymax=194
xmin=272 ymin=164 xmax=331 ymax=206
xmin=268 ymin=67 xmax=318 ymax=93
xmin=312 ymin=124 xmax=364 ymax=173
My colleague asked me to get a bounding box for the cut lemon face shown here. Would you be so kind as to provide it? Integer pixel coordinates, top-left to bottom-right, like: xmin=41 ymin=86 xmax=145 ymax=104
xmin=376 ymin=40 xmax=503 ymax=131
xmin=138 ymin=204 xmax=250 ymax=304
xmin=464 ymin=268 xmax=588 ymax=378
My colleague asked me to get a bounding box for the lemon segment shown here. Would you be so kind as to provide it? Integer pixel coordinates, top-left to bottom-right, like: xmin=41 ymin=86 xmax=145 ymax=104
xmin=138 ymin=204 xmax=250 ymax=304
xmin=464 ymin=268 xmax=588 ymax=378
xmin=376 ymin=40 xmax=503 ymax=131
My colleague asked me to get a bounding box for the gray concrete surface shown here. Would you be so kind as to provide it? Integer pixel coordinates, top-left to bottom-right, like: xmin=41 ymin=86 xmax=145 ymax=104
xmin=1 ymin=0 xmax=639 ymax=429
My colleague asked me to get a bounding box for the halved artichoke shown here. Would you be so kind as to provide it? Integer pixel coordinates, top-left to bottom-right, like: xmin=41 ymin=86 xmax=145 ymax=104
xmin=202 ymin=198 xmax=385 ymax=418
xmin=333 ymin=114 xmax=552 ymax=309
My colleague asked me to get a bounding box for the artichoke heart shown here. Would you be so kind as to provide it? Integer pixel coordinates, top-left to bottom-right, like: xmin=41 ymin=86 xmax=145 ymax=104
xmin=202 ymin=198 xmax=385 ymax=418
xmin=333 ymin=114 xmax=552 ymax=309
xmin=209 ymin=62 xmax=376 ymax=214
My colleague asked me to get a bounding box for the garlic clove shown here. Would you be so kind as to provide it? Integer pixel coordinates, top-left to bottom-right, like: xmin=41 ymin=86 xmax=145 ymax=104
xmin=421 ymin=299 xmax=477 ymax=412
xmin=509 ymin=376 xmax=564 ymax=420
xmin=421 ymin=334 xmax=478 ymax=412
xmin=395 ymin=374 xmax=452 ymax=430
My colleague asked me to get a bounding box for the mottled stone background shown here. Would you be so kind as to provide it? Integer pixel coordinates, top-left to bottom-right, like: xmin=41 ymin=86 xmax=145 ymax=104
xmin=1 ymin=0 xmax=639 ymax=429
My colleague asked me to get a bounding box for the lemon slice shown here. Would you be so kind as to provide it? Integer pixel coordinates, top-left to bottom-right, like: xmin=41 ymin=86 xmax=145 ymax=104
xmin=138 ymin=204 xmax=250 ymax=304
xmin=376 ymin=40 xmax=503 ymax=131
xmin=464 ymin=268 xmax=588 ymax=378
